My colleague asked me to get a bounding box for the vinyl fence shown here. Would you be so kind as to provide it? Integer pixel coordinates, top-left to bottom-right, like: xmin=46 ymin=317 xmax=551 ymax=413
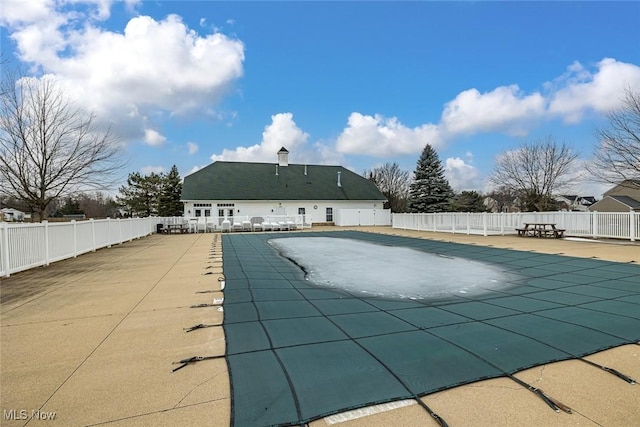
xmin=392 ymin=211 xmax=639 ymax=242
xmin=335 ymin=209 xmax=391 ymax=226
xmin=0 ymin=217 xmax=169 ymax=278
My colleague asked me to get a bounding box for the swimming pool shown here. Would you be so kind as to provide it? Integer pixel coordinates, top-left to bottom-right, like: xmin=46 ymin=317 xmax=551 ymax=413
xmin=221 ymin=231 xmax=640 ymax=426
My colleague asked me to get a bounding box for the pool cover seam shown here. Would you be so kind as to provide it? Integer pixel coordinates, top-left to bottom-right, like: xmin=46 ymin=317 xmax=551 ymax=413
xmin=227 ymin=233 xmax=446 ymax=424
xmin=222 ymin=231 xmax=640 ymax=426
xmin=247 ymin=234 xmax=448 ymax=424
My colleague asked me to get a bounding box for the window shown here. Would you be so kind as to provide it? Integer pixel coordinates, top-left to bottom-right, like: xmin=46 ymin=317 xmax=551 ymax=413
xmin=194 ymin=203 xmax=212 ymax=207
xmin=217 ymin=203 xmax=235 ymax=207
xmin=298 ymin=208 xmax=306 ymax=215
xmin=218 ymin=209 xmax=224 ymax=218
xmin=326 ymin=207 xmax=333 ymax=222
xmin=204 ymin=209 xmax=211 ymax=217
xmin=195 ymin=209 xmax=202 ymax=217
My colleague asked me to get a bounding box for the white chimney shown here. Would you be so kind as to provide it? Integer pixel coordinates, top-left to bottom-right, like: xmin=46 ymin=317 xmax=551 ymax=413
xmin=337 ymin=171 xmax=342 ymax=187
xmin=304 ymin=164 xmax=307 ymax=175
xmin=278 ymin=147 xmax=289 ymax=167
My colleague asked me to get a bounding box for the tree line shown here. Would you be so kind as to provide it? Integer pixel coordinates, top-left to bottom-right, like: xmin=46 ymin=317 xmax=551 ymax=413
xmin=1 ymin=63 xmax=638 ymax=220
xmin=364 ymin=146 xmax=488 ymax=214
xmin=365 ymin=139 xmax=580 ymax=214
xmin=116 ymin=165 xmax=183 ymax=217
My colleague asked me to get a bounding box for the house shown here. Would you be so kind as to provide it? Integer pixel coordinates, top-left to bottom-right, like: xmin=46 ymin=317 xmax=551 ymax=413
xmin=1 ymin=208 xmax=25 ymax=222
xmin=555 ymin=195 xmax=597 ymax=212
xmin=181 ymin=147 xmax=387 ymax=226
xmin=483 ymin=195 xmax=520 ymax=213
xmin=589 ymin=180 xmax=640 ymax=212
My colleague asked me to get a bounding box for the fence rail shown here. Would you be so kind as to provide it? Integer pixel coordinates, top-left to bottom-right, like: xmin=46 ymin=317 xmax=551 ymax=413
xmin=0 ymin=217 xmax=163 ymax=278
xmin=3 ymin=211 xmax=637 ymax=278
xmin=392 ymin=211 xmax=639 ymax=241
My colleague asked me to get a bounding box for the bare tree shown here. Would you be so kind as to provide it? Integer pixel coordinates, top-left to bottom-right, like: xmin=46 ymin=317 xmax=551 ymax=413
xmin=588 ymin=88 xmax=640 ymax=185
xmin=0 ymin=73 xmax=125 ymax=221
xmin=364 ymin=162 xmax=411 ymax=212
xmin=489 ymin=137 xmax=579 ymax=211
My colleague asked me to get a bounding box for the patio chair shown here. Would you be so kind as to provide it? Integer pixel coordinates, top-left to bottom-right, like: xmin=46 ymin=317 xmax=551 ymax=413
xmin=251 ymin=217 xmax=264 ymax=232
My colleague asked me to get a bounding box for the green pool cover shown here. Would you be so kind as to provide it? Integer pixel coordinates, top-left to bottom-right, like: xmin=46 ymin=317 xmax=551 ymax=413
xmin=221 ymin=231 xmax=640 ymax=426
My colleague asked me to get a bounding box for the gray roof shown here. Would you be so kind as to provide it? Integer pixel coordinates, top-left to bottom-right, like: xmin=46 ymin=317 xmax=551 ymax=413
xmin=609 ymin=195 xmax=640 ymax=209
xmin=182 ymin=161 xmax=386 ymax=201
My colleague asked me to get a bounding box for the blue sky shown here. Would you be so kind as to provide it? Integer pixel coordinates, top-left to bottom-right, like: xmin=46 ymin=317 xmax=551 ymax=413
xmin=2 ymin=1 xmax=639 ymax=198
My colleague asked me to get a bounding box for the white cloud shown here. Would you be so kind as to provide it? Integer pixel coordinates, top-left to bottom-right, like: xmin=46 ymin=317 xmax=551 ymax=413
xmin=444 ymin=156 xmax=483 ymax=192
xmin=548 ymin=58 xmax=640 ymax=122
xmin=186 ymin=142 xmax=199 ymax=155
xmin=0 ymin=0 xmax=54 ymax=26
xmin=333 ymin=58 xmax=640 ymax=159
xmin=441 ymin=85 xmax=545 ymax=136
xmin=3 ymin=1 xmax=245 ymax=146
xmin=186 ymin=165 xmax=202 ymax=177
xmin=211 ymin=113 xmax=347 ymax=166
xmin=211 ymin=113 xmax=309 ymax=163
xmin=143 ymin=129 xmax=166 ymax=147
xmin=140 ymin=165 xmax=164 ymax=175
xmin=336 ymin=113 xmax=443 ymax=157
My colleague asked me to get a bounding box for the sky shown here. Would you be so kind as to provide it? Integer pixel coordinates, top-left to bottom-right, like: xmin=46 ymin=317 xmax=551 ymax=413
xmin=1 ymin=0 xmax=639 ymax=198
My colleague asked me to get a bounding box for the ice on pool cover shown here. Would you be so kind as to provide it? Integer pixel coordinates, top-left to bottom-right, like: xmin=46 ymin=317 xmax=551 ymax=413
xmin=269 ymin=237 xmax=510 ymax=299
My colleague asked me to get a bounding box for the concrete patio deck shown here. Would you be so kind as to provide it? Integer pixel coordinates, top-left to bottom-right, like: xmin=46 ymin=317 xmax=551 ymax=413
xmin=1 ymin=227 xmax=638 ymax=426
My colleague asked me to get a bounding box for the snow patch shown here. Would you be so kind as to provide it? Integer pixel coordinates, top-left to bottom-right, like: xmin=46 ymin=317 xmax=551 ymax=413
xmin=269 ymin=237 xmax=511 ymax=299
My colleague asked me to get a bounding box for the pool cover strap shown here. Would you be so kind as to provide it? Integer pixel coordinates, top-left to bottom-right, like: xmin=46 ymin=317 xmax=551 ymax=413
xmin=171 ymin=355 xmax=224 ymax=372
xmin=183 ymin=323 xmax=221 ymax=332
xmin=221 ymin=231 xmax=640 ymax=426
xmin=580 ymin=359 xmax=636 ymax=384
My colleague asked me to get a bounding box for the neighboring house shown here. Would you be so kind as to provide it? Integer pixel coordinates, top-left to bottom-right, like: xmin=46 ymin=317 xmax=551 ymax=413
xmin=555 ymin=195 xmax=597 ymax=212
xmin=589 ymin=180 xmax=640 ymax=212
xmin=181 ymin=147 xmax=387 ymax=225
xmin=1 ymin=208 xmax=25 ymax=222
xmin=483 ymin=196 xmax=520 ymax=213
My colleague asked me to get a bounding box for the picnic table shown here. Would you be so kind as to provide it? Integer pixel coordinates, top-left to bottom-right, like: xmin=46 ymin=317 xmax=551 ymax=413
xmin=163 ymin=223 xmax=190 ymax=234
xmin=516 ymin=223 xmax=565 ymax=238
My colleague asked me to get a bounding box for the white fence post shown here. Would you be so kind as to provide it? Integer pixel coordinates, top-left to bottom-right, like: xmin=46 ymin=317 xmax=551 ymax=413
xmin=1 ymin=222 xmax=9 ymax=277
xmin=630 ymin=210 xmax=636 ymax=242
xmin=482 ymin=212 xmax=488 ymax=236
xmin=107 ymin=217 xmax=112 ymax=248
xmin=44 ymin=220 xmax=50 ymax=266
xmin=91 ymin=218 xmax=96 ymax=252
xmin=592 ymin=211 xmax=598 ymax=239
xmin=72 ymin=220 xmax=78 ymax=258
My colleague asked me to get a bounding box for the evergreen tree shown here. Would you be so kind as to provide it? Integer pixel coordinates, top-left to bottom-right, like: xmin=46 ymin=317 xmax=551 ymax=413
xmin=51 ymin=197 xmax=84 ymax=217
xmin=116 ymin=172 xmax=163 ymax=217
xmin=408 ymin=144 xmax=454 ymax=213
xmin=158 ymin=165 xmax=183 ymax=216
xmin=450 ymin=191 xmax=487 ymax=212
